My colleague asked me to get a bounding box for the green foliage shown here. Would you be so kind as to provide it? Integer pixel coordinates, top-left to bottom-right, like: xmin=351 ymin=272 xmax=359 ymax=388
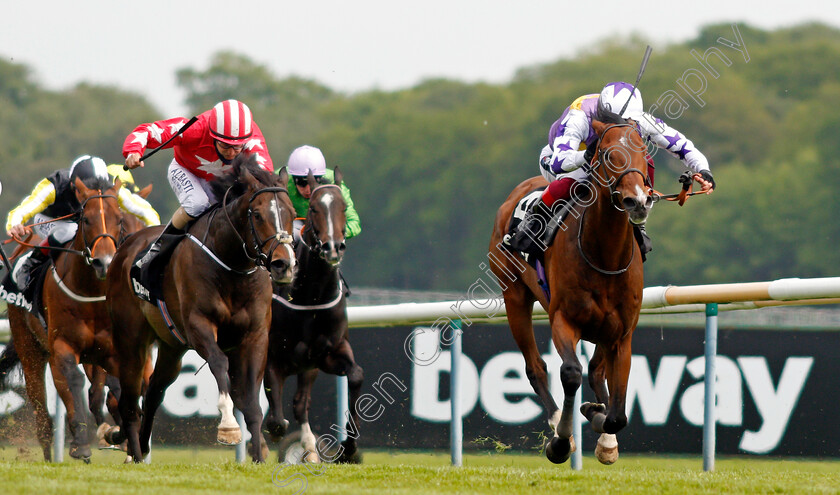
xmin=3 ymin=23 xmax=840 ymax=290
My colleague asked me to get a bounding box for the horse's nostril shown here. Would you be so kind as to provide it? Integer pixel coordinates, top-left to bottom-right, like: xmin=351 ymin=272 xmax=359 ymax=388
xmin=338 ymin=242 xmax=346 ymax=252
xmin=622 ymin=197 xmax=638 ymax=211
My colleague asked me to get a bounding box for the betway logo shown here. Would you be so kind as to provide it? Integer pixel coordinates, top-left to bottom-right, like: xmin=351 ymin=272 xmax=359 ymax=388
xmin=410 ymin=329 xmax=813 ymax=454
xmin=0 ymin=285 xmax=32 ymax=312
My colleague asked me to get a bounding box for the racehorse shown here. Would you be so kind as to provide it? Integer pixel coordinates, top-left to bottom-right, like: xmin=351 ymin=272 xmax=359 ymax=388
xmin=1 ymin=177 xmax=130 ymax=461
xmin=106 ymin=154 xmax=297 ymax=463
xmin=488 ymin=107 xmax=652 ymax=465
xmin=263 ymin=168 xmax=363 ymax=463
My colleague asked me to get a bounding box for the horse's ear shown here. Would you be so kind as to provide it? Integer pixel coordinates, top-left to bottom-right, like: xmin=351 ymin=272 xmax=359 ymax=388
xmin=113 ymin=177 xmax=123 ymax=192
xmin=276 ymin=166 xmax=288 ymax=187
xmin=307 ymin=171 xmax=318 ymax=189
xmin=138 ymin=183 xmax=153 ymax=198
xmin=74 ymin=177 xmax=90 ymax=203
xmin=333 ymin=166 xmax=343 ymax=186
xmin=591 ymin=119 xmax=608 ymax=138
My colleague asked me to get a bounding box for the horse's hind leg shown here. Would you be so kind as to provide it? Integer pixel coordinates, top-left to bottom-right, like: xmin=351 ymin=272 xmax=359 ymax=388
xmin=292 ymin=369 xmax=320 ymax=463
xmin=139 ymin=343 xmax=185 ymax=457
xmin=321 ymin=339 xmax=364 ymax=464
xmin=49 ymin=342 xmax=92 ymax=462
xmin=14 ymin=332 xmax=52 ymax=461
xmin=263 ymin=363 xmax=289 ymax=443
xmin=546 ymin=313 xmax=583 ymax=465
xmin=503 ymin=288 xmax=560 ymax=436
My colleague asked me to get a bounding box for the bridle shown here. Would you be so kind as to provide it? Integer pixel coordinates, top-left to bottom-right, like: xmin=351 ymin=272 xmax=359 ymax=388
xmin=577 ymin=122 xmax=649 ymax=275
xmin=587 ymin=123 xmax=651 ymax=212
xmin=298 ymin=184 xmax=344 ymax=256
xmin=222 ymin=185 xmax=294 ymax=269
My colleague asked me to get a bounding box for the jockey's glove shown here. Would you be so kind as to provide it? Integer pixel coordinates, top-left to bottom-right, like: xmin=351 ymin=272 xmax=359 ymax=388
xmin=699 ymin=170 xmax=716 ymax=190
xmin=582 ymin=139 xmax=598 ymax=166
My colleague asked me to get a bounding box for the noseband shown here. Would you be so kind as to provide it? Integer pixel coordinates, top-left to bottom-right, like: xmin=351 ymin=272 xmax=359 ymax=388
xmin=222 ymin=186 xmax=294 ymax=269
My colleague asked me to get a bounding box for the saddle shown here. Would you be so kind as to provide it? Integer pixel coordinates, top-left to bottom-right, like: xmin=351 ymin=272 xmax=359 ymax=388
xmin=0 ymin=253 xmax=50 ymax=327
xmin=130 ymin=233 xmax=185 ymax=302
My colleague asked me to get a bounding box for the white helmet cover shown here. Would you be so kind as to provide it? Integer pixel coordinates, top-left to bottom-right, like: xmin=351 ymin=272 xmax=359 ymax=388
xmin=599 ymin=82 xmax=644 ymax=120
xmin=287 ymin=145 xmax=326 ymax=176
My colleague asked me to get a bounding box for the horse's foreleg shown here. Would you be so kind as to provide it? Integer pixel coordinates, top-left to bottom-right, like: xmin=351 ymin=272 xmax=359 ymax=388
xmin=263 ymin=362 xmax=289 ymax=442
xmin=293 ymin=369 xmax=320 ymax=463
xmin=190 ymin=322 xmax=239 ymax=445
xmin=50 ymin=342 xmax=91 ymax=462
xmin=581 ymin=337 xmax=631 ymax=465
xmin=546 ymin=314 xmax=581 ymax=465
xmin=139 ymin=343 xmax=185 ymax=457
xmin=321 ymin=340 xmax=364 ymax=464
xmin=228 ymin=342 xmax=268 ymax=463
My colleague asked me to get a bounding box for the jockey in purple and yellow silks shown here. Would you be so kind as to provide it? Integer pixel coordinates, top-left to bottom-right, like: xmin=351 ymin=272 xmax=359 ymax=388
xmin=508 ymin=81 xmax=715 ymax=254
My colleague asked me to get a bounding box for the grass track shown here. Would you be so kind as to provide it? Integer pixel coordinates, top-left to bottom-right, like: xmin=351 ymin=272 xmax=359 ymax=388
xmin=1 ymin=447 xmax=838 ymax=494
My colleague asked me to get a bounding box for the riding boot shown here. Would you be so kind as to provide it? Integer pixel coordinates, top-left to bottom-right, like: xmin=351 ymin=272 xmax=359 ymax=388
xmin=508 ymin=200 xmax=555 ymax=253
xmin=134 ymin=221 xmax=184 ymax=270
xmin=14 ymin=245 xmax=49 ymax=289
xmin=633 ymin=224 xmax=653 ymax=259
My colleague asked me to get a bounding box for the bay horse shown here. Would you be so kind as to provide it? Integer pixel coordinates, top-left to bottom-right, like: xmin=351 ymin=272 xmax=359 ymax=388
xmin=106 ymin=154 xmax=297 ymax=463
xmin=489 ymin=107 xmax=652 ymax=465
xmin=263 ymin=168 xmax=364 ymax=464
xmin=1 ymin=177 xmax=130 ymax=461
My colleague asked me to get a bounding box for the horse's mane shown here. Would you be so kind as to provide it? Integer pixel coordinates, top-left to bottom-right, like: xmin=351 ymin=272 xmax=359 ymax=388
xmin=208 ymin=153 xmax=277 ymax=200
xmin=595 ymin=100 xmax=631 ymax=125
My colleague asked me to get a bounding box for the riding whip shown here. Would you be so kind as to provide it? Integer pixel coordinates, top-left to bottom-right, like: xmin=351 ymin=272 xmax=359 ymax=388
xmin=619 ymin=45 xmax=653 ymax=117
xmin=124 ymin=116 xmax=199 ymax=170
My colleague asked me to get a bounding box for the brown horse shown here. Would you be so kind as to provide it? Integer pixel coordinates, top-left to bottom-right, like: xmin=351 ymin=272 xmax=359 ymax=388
xmin=489 ymin=108 xmax=652 ymax=465
xmin=106 ymin=154 xmax=297 ymax=463
xmin=264 ymin=168 xmax=364 ymax=464
xmin=1 ymin=177 xmax=130 ymax=461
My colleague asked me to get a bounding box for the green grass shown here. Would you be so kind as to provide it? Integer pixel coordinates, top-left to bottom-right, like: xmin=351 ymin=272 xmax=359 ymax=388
xmin=0 ymin=447 xmax=838 ymax=494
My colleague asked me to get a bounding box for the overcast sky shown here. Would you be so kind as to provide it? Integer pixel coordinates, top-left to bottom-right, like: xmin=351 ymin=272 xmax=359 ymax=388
xmin=3 ymin=1 xmax=839 ymax=117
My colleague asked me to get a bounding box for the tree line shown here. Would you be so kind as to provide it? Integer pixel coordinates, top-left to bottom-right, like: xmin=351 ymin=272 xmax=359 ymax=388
xmin=1 ymin=22 xmax=838 ymax=291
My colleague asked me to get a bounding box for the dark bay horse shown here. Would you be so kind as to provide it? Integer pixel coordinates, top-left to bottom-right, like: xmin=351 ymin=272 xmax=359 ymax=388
xmin=106 ymin=154 xmax=297 ymax=463
xmin=264 ymin=168 xmax=363 ymax=464
xmin=489 ymin=108 xmax=653 ymax=465
xmin=1 ymin=178 xmax=129 ymax=461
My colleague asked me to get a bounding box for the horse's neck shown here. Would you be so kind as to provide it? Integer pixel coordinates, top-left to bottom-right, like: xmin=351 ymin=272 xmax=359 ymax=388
xmin=291 ymin=244 xmax=341 ymax=303
xmin=202 ymin=201 xmax=254 ymax=271
xmin=58 ymin=239 xmax=103 ymax=292
xmin=579 ymin=190 xmax=634 ymax=263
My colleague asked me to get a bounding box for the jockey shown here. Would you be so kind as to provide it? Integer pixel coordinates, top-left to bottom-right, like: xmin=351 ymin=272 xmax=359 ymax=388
xmin=5 ymin=155 xmax=160 ymax=288
xmin=508 ymin=81 xmax=716 ymax=253
xmin=285 ymin=145 xmax=361 ymax=242
xmin=107 ymin=164 xmax=141 ymax=193
xmin=123 ymin=99 xmax=273 ymax=269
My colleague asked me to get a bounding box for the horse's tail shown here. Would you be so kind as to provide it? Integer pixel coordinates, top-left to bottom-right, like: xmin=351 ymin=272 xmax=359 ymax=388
xmin=0 ymin=336 xmax=21 ymax=391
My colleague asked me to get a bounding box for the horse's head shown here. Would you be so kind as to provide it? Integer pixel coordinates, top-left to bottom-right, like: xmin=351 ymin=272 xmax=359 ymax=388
xmin=301 ymin=167 xmax=347 ymax=266
xmin=73 ymin=177 xmax=124 ymax=279
xmin=590 ymin=108 xmax=653 ymax=226
xmin=212 ymin=154 xmax=298 ymax=284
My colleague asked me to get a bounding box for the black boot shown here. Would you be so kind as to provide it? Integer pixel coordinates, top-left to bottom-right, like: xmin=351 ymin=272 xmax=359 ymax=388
xmin=508 ymin=201 xmax=555 ymax=253
xmin=134 ymin=222 xmax=184 ymax=270
xmin=633 ymin=224 xmax=653 ymax=259
xmin=14 ymin=248 xmax=49 ymax=289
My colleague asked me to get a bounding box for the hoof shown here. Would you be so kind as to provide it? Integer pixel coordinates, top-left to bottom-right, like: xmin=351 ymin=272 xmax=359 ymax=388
xmin=334 ymin=440 xmax=362 ymax=464
xmin=104 ymin=425 xmax=125 ymax=445
xmin=266 ymin=419 xmax=290 ymax=442
xmin=595 ymin=433 xmax=618 ymax=465
xmin=247 ymin=438 xmax=270 ymax=462
xmin=580 ymin=402 xmax=606 ymax=418
xmin=545 ymin=435 xmax=574 ymax=464
xmin=70 ymin=444 xmax=92 ymax=461
xmin=302 ymin=448 xmax=321 ymax=464
xmin=217 ymin=426 xmax=242 ymax=446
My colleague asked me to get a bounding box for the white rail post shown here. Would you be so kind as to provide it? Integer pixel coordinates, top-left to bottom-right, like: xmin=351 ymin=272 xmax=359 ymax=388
xmin=336 ymin=376 xmax=349 ymax=441
xmin=703 ymin=303 xmax=718 ymax=472
xmin=53 ymin=391 xmax=65 ymax=462
xmin=235 ymin=409 xmax=246 ymax=463
xmin=450 ymin=319 xmax=463 ymax=467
